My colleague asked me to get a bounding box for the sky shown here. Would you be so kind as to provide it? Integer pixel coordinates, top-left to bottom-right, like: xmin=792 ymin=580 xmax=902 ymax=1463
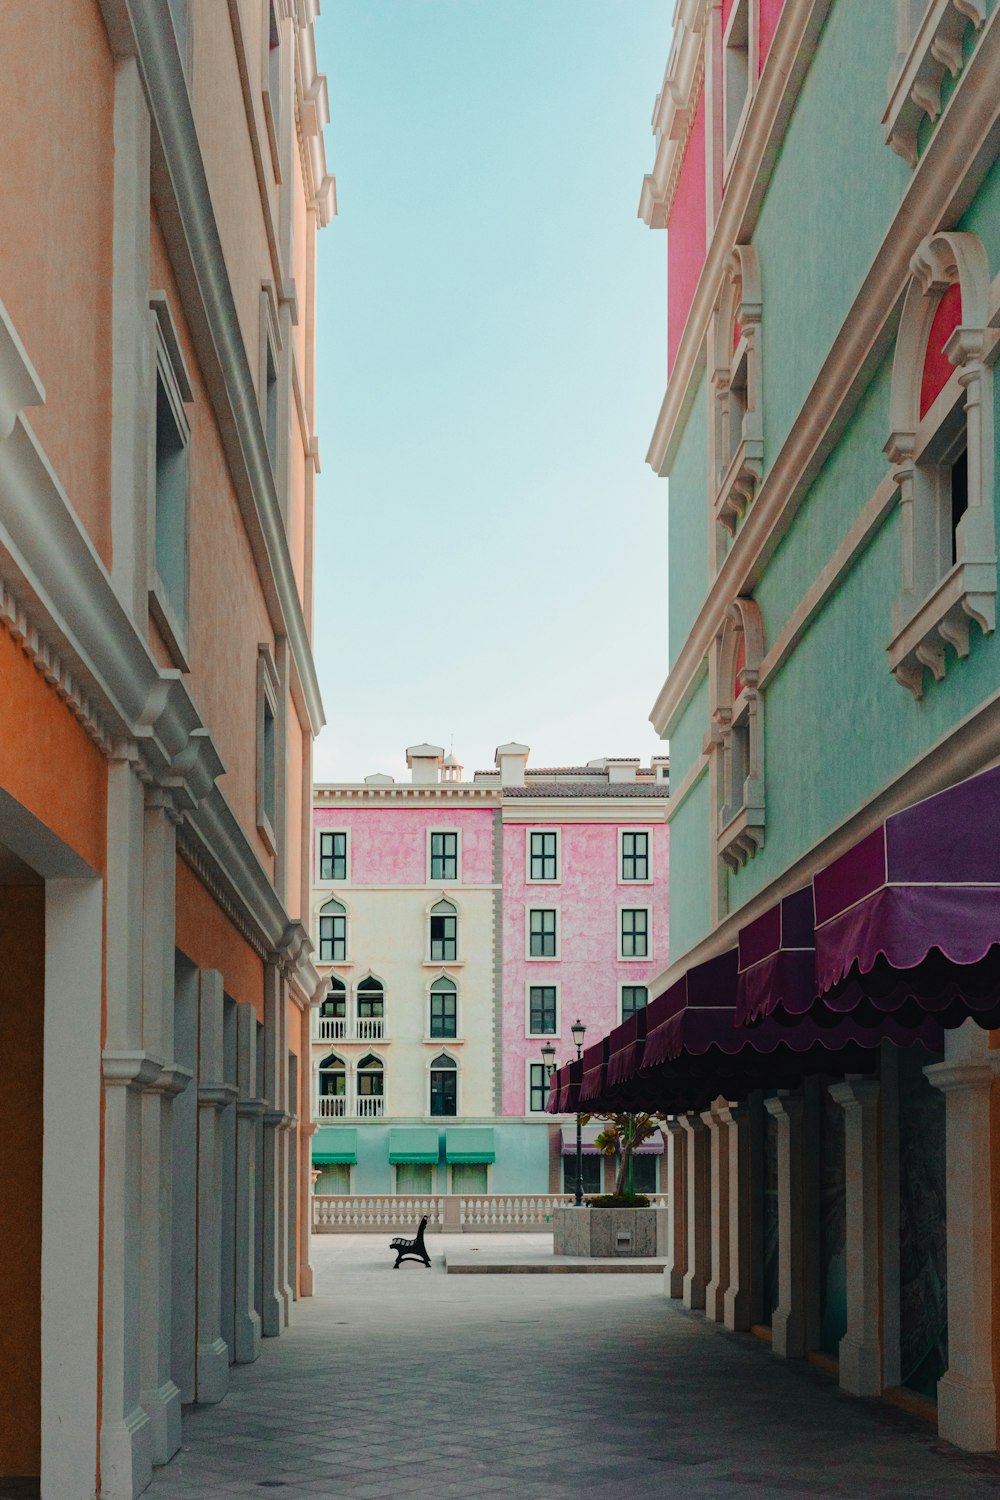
xmin=311 ymin=1 xmax=670 ymax=783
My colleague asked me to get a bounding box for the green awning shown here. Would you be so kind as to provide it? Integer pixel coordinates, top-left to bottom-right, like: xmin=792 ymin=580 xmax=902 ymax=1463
xmin=445 ymin=1128 xmax=495 ymax=1164
xmin=312 ymin=1128 xmax=358 ymax=1166
xmin=388 ymin=1127 xmax=440 ymax=1165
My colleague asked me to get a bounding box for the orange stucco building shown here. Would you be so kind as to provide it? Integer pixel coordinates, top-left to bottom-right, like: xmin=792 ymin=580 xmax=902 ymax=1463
xmin=0 ymin=1 xmax=333 ymax=1494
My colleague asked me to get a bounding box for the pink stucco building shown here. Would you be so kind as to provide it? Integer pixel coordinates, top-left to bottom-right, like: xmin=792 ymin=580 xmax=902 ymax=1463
xmin=310 ymin=742 xmax=669 ymax=1196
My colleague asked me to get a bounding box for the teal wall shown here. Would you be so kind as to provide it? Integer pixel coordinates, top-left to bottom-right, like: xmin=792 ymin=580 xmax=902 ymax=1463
xmin=667 ymin=375 xmax=709 ymax=669
xmin=667 ymin=768 xmax=712 ymax=958
xmin=314 ymin=1121 xmax=554 ymax=1195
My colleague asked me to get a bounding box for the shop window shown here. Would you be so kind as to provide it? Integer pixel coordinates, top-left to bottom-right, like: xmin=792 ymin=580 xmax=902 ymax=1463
xmin=396 ymin=1162 xmax=433 ymax=1195
xmin=451 ymin=1163 xmax=487 ymax=1195
xmin=885 ymin=231 xmax=995 ymax=698
xmin=631 ymin=1153 xmax=658 ymax=1194
xmin=314 ymin=1163 xmax=350 ymax=1194
xmin=563 ymin=1154 xmax=602 ymax=1195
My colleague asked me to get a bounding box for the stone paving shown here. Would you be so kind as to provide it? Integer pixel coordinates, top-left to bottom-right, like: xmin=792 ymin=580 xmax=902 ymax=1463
xmin=146 ymin=1233 xmax=1000 ymax=1499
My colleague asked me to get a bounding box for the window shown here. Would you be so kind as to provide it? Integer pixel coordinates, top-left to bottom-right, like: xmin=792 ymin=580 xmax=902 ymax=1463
xmin=315 ymin=1163 xmax=350 ymax=1194
xmin=318 ymin=978 xmax=346 ymax=1040
xmin=529 ymin=985 xmax=558 ymax=1036
xmin=256 ymin=645 xmax=279 ymax=853
xmin=356 ymin=1054 xmax=384 ymax=1117
xmin=429 ymin=976 xmax=457 ymax=1038
xmin=563 ymin=1154 xmax=602 ymax=1195
xmin=451 ymin=1163 xmax=487 ymax=1194
xmin=621 ymin=830 xmax=650 ymax=882
xmin=429 ymin=831 xmax=459 ymax=882
xmin=528 ymin=1062 xmax=550 ymax=1114
xmin=430 ymin=1054 xmax=457 ymax=1117
xmin=318 ymin=898 xmax=347 ymax=962
xmin=885 ymin=232 xmax=996 ymax=698
xmin=528 ymin=830 xmax=559 ymax=882
xmin=259 ymin=285 xmax=282 ymax=492
xmin=620 ymin=909 xmax=649 ymax=959
xmin=356 ymin=977 xmax=384 ymax=1019
xmin=528 ymin=908 xmax=558 ymax=958
xmin=319 ymin=830 xmax=347 ymax=882
xmin=429 ymin=899 xmax=458 ymax=962
xmin=621 ymin=985 xmax=648 ymax=1021
xmin=631 ymin=1153 xmax=658 ymax=1194
xmin=262 ymin=0 xmax=282 ymax=172
xmin=710 ymin=598 xmax=767 ymax=872
xmin=317 ymin=1053 xmax=346 ymax=1118
xmin=723 ymin=0 xmax=753 ymax=159
xmin=396 ymin=1162 xmax=433 ymax=1195
xmin=148 ymin=294 xmax=193 ymax=666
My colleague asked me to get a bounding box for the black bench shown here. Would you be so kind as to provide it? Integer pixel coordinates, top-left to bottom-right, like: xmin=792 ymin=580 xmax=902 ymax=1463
xmin=389 ymin=1214 xmax=431 ymax=1269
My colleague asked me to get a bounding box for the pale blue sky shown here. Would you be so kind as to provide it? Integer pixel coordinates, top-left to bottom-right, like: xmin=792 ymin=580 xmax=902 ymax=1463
xmin=312 ymin=1 xmax=669 ymax=782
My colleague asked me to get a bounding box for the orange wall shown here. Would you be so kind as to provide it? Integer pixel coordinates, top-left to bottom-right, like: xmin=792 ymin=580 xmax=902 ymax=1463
xmin=175 ymin=857 xmax=265 ymax=1018
xmin=0 ymin=886 xmax=45 ymax=1475
xmin=0 ymin=0 xmax=114 ymax=567
xmin=0 ymin=626 xmax=106 ymax=875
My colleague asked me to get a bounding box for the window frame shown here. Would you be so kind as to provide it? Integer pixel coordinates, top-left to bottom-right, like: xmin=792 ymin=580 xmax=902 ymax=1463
xmin=317 ymin=896 xmax=348 ymax=964
xmin=525 ymin=981 xmax=560 ymax=1039
xmin=721 ymin=0 xmax=759 ymax=177
xmin=148 ymin=293 xmax=193 ymax=671
xmin=619 ymin=827 xmax=652 ymax=884
xmin=256 ymin=644 xmax=280 ymax=855
xmin=259 ymin=283 xmax=284 ymax=498
xmin=427 ymin=828 xmax=462 ymax=884
xmin=526 ymin=905 xmax=560 ymax=961
xmin=526 ymin=1060 xmax=551 ymax=1116
xmin=261 ymin=0 xmax=283 ymax=180
xmin=618 ymin=906 xmax=651 ymax=962
xmin=526 ymin=827 xmax=561 ymax=884
xmin=428 ymin=975 xmax=459 ymax=1040
xmin=317 ymin=828 xmax=350 ymax=884
xmin=620 ymin=983 xmax=649 ymax=1022
xmin=428 ymin=1052 xmax=459 ymax=1118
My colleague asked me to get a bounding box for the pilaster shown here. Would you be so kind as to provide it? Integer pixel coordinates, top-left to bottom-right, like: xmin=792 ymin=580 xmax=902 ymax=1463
xmin=681 ymin=1112 xmax=710 ymax=1311
xmin=829 ymin=1077 xmax=882 ymax=1396
xmin=261 ymin=957 xmax=290 ymax=1335
xmin=663 ymin=1117 xmax=687 ymax=1299
xmin=719 ymin=1100 xmax=752 ymax=1331
xmin=234 ymin=1002 xmax=263 ymax=1364
xmin=765 ymin=1091 xmax=806 ymax=1358
xmin=926 ymin=1034 xmax=1000 ymax=1451
xmin=196 ymin=970 xmax=235 ymax=1403
xmin=702 ymin=1099 xmax=731 ymax=1323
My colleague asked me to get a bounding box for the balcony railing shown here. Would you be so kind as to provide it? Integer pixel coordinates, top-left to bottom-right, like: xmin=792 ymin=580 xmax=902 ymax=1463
xmin=316 ymin=1093 xmax=385 ymax=1120
xmin=318 ymin=1095 xmax=348 ymax=1118
xmin=313 ymin=1016 xmax=385 ymax=1043
xmin=356 ymin=1094 xmax=384 ymax=1119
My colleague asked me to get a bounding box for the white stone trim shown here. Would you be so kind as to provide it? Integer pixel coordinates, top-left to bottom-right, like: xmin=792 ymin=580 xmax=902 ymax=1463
xmin=524 ymin=978 xmax=561 ymax=1040
xmin=426 ymin=824 xmax=463 ymax=884
xmin=618 ymin=825 xmax=654 ymax=884
xmin=617 ymin=903 xmax=653 ymax=962
xmin=315 ymin=825 xmax=351 ymax=885
xmin=524 ymin=824 xmax=562 ymax=883
xmin=884 ymin=0 xmax=986 ymax=168
xmin=639 ymin=0 xmax=708 ymax=229
xmin=525 ymin=902 xmax=561 ymax=961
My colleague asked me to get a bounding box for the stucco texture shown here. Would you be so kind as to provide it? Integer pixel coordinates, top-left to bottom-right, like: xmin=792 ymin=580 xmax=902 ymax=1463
xmin=314 ymin=806 xmax=496 ymax=886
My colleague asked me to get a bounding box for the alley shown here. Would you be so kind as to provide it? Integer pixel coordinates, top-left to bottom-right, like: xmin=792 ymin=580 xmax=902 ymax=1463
xmin=145 ymin=1237 xmax=1000 ymax=1500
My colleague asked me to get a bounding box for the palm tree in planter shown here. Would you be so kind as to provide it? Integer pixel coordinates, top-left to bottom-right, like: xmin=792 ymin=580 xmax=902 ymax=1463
xmin=579 ymin=1110 xmax=664 ymax=1204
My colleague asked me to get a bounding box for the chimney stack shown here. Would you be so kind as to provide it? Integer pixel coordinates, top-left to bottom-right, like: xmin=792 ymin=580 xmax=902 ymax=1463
xmin=405 ymin=743 xmax=445 ymax=785
xmin=495 ymin=742 xmax=530 ymax=786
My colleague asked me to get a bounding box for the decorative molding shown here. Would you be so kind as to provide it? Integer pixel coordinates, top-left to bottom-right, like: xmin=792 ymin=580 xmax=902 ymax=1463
xmin=648 ymin=12 xmax=1000 ymax=737
xmin=102 ymin=1050 xmax=166 ymax=1090
xmin=292 ymin=2 xmax=336 ymax=223
xmin=884 ymin=0 xmax=986 ymax=167
xmin=710 ymin=599 xmax=766 ymax=871
xmin=639 ymin=0 xmax=708 ymax=229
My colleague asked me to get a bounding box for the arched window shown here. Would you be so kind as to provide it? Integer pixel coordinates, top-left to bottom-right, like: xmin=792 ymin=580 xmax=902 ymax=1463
xmin=318 ymin=977 xmax=346 ymax=1041
xmin=318 ymin=897 xmax=347 ymax=962
xmin=356 ymin=976 xmax=384 ymax=1042
xmin=429 ymin=976 xmax=457 ymax=1039
xmin=356 ymin=1054 xmax=384 ymax=1118
xmin=710 ymin=246 xmax=762 ymax=545
xmin=317 ymin=1053 xmax=346 ymax=1118
xmin=429 ymin=899 xmax=458 ymax=962
xmin=886 ymin=231 xmax=995 ymax=697
xmin=710 ymin=597 xmax=766 ymax=873
xmin=429 ymin=1053 xmax=458 ymax=1118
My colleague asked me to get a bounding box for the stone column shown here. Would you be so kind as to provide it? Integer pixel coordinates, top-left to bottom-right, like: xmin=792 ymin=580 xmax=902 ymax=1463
xmin=720 ymin=1100 xmax=752 ymax=1331
xmin=234 ymin=1003 xmax=264 ymax=1364
xmin=663 ymin=1117 xmax=687 ymax=1299
xmin=299 ymin=1123 xmax=318 ymax=1298
xmin=829 ymin=1077 xmax=882 ymax=1396
xmin=682 ymin=1113 xmax=710 ymax=1311
xmin=261 ymin=958 xmax=288 ymax=1336
xmin=765 ymin=1091 xmax=806 ymax=1358
xmin=926 ymin=1029 xmax=1000 ymax=1452
xmin=138 ymin=789 xmax=187 ymax=1465
xmin=703 ymin=1099 xmax=731 ymax=1323
xmin=196 ymin=969 xmax=234 ymax=1402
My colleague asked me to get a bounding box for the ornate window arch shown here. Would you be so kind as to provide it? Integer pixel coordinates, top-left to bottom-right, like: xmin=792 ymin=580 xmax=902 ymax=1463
xmin=317 ymin=1052 xmax=347 ymax=1118
xmin=317 ymin=896 xmax=348 ymax=963
xmin=886 ymin=230 xmax=995 ymax=697
xmin=355 ymin=973 xmax=385 ymax=1041
xmin=426 ymin=895 xmax=460 ymax=963
xmin=355 ymin=1053 xmax=384 ymax=1117
xmin=428 ymin=1051 xmax=459 ymax=1118
xmin=428 ymin=973 xmax=458 ymax=1039
xmin=710 ymin=597 xmax=766 ymax=871
xmin=710 ymin=245 xmax=763 ymax=541
xmin=318 ymin=976 xmax=347 ymax=1041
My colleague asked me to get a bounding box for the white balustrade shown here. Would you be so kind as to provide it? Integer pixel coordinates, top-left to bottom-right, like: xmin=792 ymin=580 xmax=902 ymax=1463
xmin=355 ymin=1016 xmax=384 ymax=1041
xmin=316 ymin=1016 xmax=347 ymax=1042
xmin=313 ymin=1192 xmax=575 ymax=1232
xmin=355 ymin=1095 xmax=384 ymax=1118
xmin=312 ymin=1195 xmax=445 ymax=1230
xmin=318 ymin=1095 xmax=347 ymax=1118
xmin=459 ymin=1194 xmax=571 ymax=1228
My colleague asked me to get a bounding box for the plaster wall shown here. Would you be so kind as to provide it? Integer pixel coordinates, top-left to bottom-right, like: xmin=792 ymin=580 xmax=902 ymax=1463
xmin=314 ymin=1121 xmax=555 ymax=1196
xmin=0 ymin=0 xmax=114 ymax=568
xmin=665 ymin=771 xmax=713 ymax=960
xmin=175 ymin=857 xmax=266 ymax=1019
xmin=667 ymin=375 xmax=710 ymax=670
xmin=668 ymin=90 xmax=707 ymax=375
xmin=314 ymin=805 xmax=496 ymax=887
xmin=501 ymin=820 xmax=669 ymax=1116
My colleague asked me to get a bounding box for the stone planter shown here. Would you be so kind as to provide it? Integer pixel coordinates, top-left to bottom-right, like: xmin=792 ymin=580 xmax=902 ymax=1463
xmin=553 ymin=1205 xmax=667 ymax=1258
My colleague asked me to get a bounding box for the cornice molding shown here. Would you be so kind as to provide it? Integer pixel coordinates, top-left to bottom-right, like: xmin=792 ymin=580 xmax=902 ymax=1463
xmin=100 ymin=0 xmax=326 ymax=736
xmin=649 ymin=8 xmax=1000 ymax=737
xmin=639 ymin=0 xmax=708 ymax=229
xmin=293 ymin=0 xmax=337 ymax=224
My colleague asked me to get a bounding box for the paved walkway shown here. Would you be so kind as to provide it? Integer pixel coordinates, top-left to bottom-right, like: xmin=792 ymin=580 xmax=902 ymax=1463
xmin=147 ymin=1234 xmax=1000 ymax=1499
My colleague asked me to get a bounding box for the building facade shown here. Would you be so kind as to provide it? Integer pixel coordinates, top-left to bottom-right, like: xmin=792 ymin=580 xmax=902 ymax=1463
xmin=0 ymin=2 xmax=333 ymax=1495
xmin=310 ymin=744 xmax=669 ymax=1196
xmin=555 ymin=0 xmax=1000 ymax=1458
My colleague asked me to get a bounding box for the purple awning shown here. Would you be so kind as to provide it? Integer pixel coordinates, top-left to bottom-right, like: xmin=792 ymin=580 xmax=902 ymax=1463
xmin=812 ymin=764 xmax=1000 ymax=1029
xmin=606 ymin=1007 xmax=648 ymax=1088
xmin=736 ymin=887 xmax=816 ymax=1026
xmin=559 ymin=1123 xmax=663 ymax=1155
xmin=578 ymin=1038 xmax=610 ymax=1105
xmin=643 ymin=950 xmax=740 ymax=1068
xmin=546 ymin=1058 xmax=582 ymax=1114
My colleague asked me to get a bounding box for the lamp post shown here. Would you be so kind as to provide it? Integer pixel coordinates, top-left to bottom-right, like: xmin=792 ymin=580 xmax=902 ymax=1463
xmin=571 ymin=1019 xmax=586 ymax=1206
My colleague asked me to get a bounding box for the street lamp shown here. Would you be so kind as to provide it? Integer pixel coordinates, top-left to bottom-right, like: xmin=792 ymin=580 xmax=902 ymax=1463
xmin=571 ymin=1019 xmax=586 ymax=1206
xmin=540 ymin=1040 xmax=557 ymax=1076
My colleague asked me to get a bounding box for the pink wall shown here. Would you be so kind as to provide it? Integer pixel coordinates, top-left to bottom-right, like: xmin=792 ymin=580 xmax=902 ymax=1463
xmin=501 ymin=821 xmax=669 ymax=1115
xmin=667 ymin=90 xmax=707 ymax=375
xmin=314 ymin=804 xmax=495 ymax=885
xmin=758 ymin=0 xmax=786 ymax=75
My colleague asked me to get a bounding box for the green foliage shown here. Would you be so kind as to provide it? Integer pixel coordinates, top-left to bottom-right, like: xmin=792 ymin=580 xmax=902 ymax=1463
xmin=577 ymin=1110 xmax=665 ymax=1197
xmin=587 ymin=1193 xmax=651 ymax=1209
